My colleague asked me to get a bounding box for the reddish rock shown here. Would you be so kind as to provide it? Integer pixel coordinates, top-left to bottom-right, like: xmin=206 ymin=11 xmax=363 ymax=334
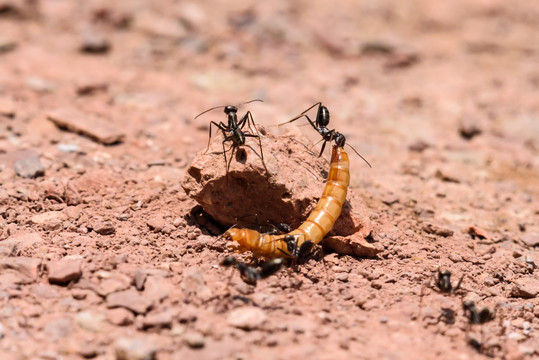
xmin=184 ymin=332 xmax=205 ymax=349
xmin=44 ymin=317 xmax=74 ymax=341
xmin=106 ymin=308 xmax=135 ymax=326
xmin=146 ymin=215 xmax=165 ymax=232
xmin=0 ymin=257 xmax=41 ymax=282
xmin=511 ymin=277 xmax=539 ymax=298
xmin=76 ymin=80 xmax=108 ymax=96
xmin=133 ymin=11 xmax=187 ymax=39
xmin=97 ymin=273 xmax=132 ymax=296
xmin=459 ymin=115 xmax=483 ymax=140
xmin=143 ymin=276 xmax=173 ymax=305
xmin=114 ymin=336 xmax=158 ymax=360
xmin=0 ymin=150 xmax=43 ymax=178
xmin=142 ymin=308 xmax=177 ymax=329
xmin=48 ymin=256 xmax=83 ymax=285
xmin=92 ymin=220 xmax=116 ymax=235
xmin=107 ymin=288 xmax=153 ymax=314
xmin=227 ymin=307 xmax=267 ymax=330
xmin=180 ymin=268 xmax=212 ymax=301
xmin=31 ymin=283 xmax=60 ymax=299
xmin=468 ymin=226 xmax=490 ymax=240
xmin=47 ymin=108 xmax=125 ymax=145
xmin=14 ymin=155 xmax=44 ymax=178
xmin=135 ymin=270 xmax=148 ymax=290
xmin=30 ymin=211 xmax=66 ymax=231
xmin=324 ymin=234 xmax=382 ymax=258
xmin=521 ymin=233 xmax=539 ymax=248
xmin=0 ymin=96 xmax=16 ymax=117
xmin=182 ymin=132 xmax=370 ymax=237
xmin=422 ymin=223 xmax=454 ymax=237
xmin=80 ymin=28 xmax=111 ymax=54
xmin=1 ymin=231 xmax=44 ymax=255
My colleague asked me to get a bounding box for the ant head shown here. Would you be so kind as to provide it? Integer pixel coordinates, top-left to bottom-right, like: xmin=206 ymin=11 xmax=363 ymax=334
xmin=224 ymin=105 xmax=237 ymax=114
xmin=462 ymin=300 xmax=475 ymax=310
xmin=283 ymin=234 xmax=296 ymax=242
xmin=220 ymin=256 xmax=238 ymax=267
xmin=438 ymin=269 xmax=451 ymax=278
xmin=334 ymin=132 xmax=346 ymax=147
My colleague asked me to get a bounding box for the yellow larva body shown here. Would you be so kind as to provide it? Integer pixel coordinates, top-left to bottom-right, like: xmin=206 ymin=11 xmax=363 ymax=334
xmin=225 ymin=145 xmax=350 ymax=257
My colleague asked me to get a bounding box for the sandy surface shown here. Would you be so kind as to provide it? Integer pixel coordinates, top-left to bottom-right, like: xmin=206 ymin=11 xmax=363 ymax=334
xmin=0 ymin=0 xmax=538 ymax=359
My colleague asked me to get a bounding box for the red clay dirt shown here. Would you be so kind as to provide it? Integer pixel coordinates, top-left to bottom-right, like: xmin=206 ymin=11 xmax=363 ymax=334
xmin=0 ymin=1 xmax=538 ymax=359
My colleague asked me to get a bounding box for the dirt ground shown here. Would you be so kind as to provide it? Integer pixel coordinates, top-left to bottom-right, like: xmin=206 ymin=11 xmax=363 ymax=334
xmin=0 ymin=0 xmax=538 ymax=359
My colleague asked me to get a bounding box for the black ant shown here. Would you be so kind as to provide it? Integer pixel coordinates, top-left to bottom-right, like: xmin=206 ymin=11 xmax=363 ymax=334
xmin=424 ymin=307 xmax=456 ymax=327
xmin=278 ymin=234 xmax=315 ymax=260
xmin=434 ymin=269 xmax=464 ymax=294
xmin=462 ymin=301 xmax=496 ymax=325
xmin=220 ymin=256 xmax=284 ymax=286
xmin=195 ymin=100 xmax=268 ymax=177
xmin=418 ymin=269 xmax=465 ymax=321
xmin=280 ymin=102 xmax=371 ymax=168
xmin=266 ymin=223 xmax=315 ymax=259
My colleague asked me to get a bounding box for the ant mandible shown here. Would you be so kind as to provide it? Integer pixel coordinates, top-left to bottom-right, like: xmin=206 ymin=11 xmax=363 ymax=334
xmin=280 ymin=102 xmax=372 ymax=168
xmin=195 ymin=100 xmax=268 ymax=177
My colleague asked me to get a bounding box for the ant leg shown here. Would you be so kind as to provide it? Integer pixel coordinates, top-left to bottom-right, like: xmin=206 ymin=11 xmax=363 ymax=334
xmin=301 ymin=114 xmax=321 ymax=133
xmin=453 ymin=274 xmax=465 ymax=293
xmin=318 ymin=140 xmax=328 ymax=157
xmin=237 ymin=111 xmax=258 ymax=136
xmin=246 ymin=111 xmax=263 ymax=136
xmin=244 ymin=134 xmax=269 ymax=174
xmin=206 ymin=121 xmax=228 ymax=154
xmin=279 ymin=102 xmax=322 ymax=126
xmin=222 ymin=136 xmax=233 ymax=177
xmin=226 ymin=143 xmax=237 ymax=176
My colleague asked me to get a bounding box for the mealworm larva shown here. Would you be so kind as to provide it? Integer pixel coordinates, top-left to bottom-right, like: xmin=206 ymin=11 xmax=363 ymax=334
xmin=225 ymin=144 xmax=350 ymax=257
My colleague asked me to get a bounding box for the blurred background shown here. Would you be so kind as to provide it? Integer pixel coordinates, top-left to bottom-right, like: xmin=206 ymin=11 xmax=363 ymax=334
xmin=1 ymin=0 xmax=537 ymax=172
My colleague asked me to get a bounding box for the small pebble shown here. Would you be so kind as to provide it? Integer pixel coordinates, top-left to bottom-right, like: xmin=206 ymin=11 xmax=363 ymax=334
xmin=184 ymin=332 xmax=205 ymax=349
xmin=80 ymin=30 xmax=111 ymax=54
xmin=15 ymin=156 xmax=44 ymax=178
xmin=227 ymin=307 xmax=267 ymax=330
xmin=106 ymin=308 xmax=135 ymax=326
xmin=0 ymin=37 xmax=17 ymax=54
xmin=48 ymin=256 xmax=83 ymax=285
xmin=57 ymin=143 xmax=80 ymax=153
xmin=459 ymin=116 xmax=482 ymax=140
xmin=93 ymin=221 xmax=116 ymax=235
xmin=448 ymin=253 xmax=463 ymax=263
xmin=114 ymin=337 xmax=157 ymax=360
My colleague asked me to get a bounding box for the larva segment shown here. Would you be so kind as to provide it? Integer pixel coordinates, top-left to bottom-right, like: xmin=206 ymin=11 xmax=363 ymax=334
xmin=224 ymin=145 xmax=349 ymax=258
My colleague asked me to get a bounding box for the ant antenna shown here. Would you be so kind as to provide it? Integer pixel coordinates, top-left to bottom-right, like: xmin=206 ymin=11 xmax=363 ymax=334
xmin=345 ymin=143 xmax=372 ymax=168
xmin=211 ymin=224 xmax=237 ymax=247
xmin=194 ymin=99 xmax=264 ymax=119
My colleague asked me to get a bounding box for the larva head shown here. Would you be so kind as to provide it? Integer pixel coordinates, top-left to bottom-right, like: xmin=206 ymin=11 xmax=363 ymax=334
xmin=224 ymin=228 xmax=242 ymax=242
